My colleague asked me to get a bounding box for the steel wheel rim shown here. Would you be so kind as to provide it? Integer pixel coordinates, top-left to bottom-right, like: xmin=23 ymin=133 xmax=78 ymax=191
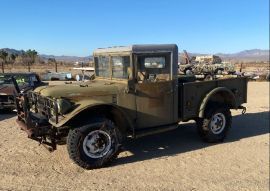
xmin=83 ymin=130 xmax=112 ymax=159
xmin=210 ymin=113 xmax=226 ymax=134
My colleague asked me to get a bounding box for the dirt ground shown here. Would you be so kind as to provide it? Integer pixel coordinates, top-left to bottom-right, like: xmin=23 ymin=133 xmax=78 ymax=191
xmin=0 ymin=82 xmax=269 ymax=191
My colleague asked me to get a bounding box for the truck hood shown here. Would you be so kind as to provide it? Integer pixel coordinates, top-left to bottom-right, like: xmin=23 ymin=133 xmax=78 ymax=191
xmin=34 ymin=80 xmax=125 ymax=99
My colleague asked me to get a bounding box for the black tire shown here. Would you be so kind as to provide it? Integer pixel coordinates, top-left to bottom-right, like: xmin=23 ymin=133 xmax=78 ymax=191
xmin=50 ymin=77 xmax=60 ymax=81
xmin=67 ymin=119 xmax=122 ymax=169
xmin=204 ymin=74 xmax=214 ymax=81
xmin=185 ymin=69 xmax=193 ymax=75
xmin=216 ymin=69 xmax=223 ymax=75
xmin=266 ymin=73 xmax=270 ymax=81
xmin=196 ymin=106 xmax=232 ymax=142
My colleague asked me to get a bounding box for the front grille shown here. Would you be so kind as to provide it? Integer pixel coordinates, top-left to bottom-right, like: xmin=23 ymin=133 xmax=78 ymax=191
xmin=0 ymin=95 xmax=8 ymax=102
xmin=0 ymin=95 xmax=14 ymax=103
xmin=28 ymin=92 xmax=59 ymax=123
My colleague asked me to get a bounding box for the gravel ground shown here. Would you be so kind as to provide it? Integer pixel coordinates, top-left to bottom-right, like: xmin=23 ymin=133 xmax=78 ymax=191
xmin=0 ymin=82 xmax=269 ymax=191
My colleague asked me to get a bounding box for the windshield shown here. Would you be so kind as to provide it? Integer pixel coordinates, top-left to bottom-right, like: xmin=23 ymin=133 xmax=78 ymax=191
xmin=95 ymin=55 xmax=131 ymax=79
xmin=0 ymin=74 xmax=29 ymax=85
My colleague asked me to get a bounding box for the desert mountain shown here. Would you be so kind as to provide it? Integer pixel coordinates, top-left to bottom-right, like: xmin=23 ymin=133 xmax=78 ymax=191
xmin=1 ymin=48 xmax=269 ymax=62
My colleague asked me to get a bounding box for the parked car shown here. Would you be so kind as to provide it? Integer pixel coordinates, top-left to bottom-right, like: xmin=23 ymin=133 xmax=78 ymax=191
xmin=0 ymin=73 xmax=46 ymax=110
xmin=41 ymin=72 xmax=72 ymax=81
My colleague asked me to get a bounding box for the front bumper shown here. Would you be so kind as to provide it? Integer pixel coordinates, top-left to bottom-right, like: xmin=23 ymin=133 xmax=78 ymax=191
xmin=0 ymin=102 xmax=15 ymax=110
xmin=15 ymin=93 xmax=60 ymax=151
xmin=0 ymin=95 xmax=15 ymax=110
xmin=16 ymin=112 xmax=57 ymax=151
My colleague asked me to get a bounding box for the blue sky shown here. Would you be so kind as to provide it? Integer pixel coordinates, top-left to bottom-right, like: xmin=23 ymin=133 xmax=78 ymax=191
xmin=0 ymin=0 xmax=269 ymax=56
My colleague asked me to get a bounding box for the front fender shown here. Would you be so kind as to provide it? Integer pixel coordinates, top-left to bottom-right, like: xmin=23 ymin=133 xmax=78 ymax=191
xmin=198 ymin=87 xmax=237 ymax=118
xmin=50 ymin=99 xmax=107 ymax=127
xmin=50 ymin=99 xmax=134 ymax=134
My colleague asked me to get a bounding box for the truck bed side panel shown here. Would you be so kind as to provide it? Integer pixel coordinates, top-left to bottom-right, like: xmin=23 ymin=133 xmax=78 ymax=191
xmin=178 ymin=77 xmax=247 ymax=120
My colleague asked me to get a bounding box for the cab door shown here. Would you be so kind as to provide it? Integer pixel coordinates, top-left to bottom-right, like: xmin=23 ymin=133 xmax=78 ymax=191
xmin=134 ymin=53 xmax=175 ymax=129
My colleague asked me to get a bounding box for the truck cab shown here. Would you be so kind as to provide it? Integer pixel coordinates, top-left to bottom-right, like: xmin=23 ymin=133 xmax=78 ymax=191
xmin=93 ymin=44 xmax=179 ymax=129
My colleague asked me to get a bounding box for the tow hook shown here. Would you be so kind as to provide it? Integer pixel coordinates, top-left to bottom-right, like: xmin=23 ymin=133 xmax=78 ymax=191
xmin=238 ymin=106 xmax=246 ymax=114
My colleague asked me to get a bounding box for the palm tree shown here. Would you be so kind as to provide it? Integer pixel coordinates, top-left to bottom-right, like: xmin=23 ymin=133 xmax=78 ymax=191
xmin=0 ymin=50 xmax=8 ymax=73
xmin=48 ymin=58 xmax=57 ymax=72
xmin=9 ymin=53 xmax=17 ymax=68
xmin=25 ymin=49 xmax=38 ymax=72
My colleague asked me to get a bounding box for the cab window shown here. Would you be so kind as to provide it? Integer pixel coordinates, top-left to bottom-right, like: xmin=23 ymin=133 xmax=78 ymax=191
xmin=112 ymin=56 xmax=130 ymax=79
xmin=144 ymin=57 xmax=165 ymax=68
xmin=95 ymin=56 xmax=110 ymax=78
xmin=136 ymin=53 xmax=171 ymax=82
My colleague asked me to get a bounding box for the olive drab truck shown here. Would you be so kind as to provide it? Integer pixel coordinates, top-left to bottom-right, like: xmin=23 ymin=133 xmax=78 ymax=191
xmin=14 ymin=44 xmax=247 ymax=169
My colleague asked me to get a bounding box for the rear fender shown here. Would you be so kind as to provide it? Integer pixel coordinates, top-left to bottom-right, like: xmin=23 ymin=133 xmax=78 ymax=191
xmin=198 ymin=87 xmax=237 ymax=118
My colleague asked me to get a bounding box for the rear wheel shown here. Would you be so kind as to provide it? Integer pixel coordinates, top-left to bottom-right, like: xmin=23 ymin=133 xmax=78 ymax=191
xmin=185 ymin=69 xmax=193 ymax=75
xmin=204 ymin=74 xmax=213 ymax=81
xmin=217 ymin=69 xmax=223 ymax=75
xmin=196 ymin=106 xmax=232 ymax=142
xmin=67 ymin=119 xmax=122 ymax=169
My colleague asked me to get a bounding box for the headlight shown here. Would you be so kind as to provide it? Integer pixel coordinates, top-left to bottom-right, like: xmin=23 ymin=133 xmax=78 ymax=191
xmin=56 ymin=98 xmax=73 ymax=114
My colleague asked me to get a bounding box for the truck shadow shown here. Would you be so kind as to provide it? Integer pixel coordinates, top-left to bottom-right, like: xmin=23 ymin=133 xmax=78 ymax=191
xmin=113 ymin=111 xmax=269 ymax=167
xmin=0 ymin=110 xmax=17 ymax=121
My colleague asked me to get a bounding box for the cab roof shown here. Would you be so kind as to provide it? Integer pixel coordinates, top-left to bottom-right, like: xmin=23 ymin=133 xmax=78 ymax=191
xmin=93 ymin=44 xmax=178 ymax=55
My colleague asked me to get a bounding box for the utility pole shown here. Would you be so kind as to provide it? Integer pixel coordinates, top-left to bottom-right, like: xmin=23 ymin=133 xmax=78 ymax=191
xmin=0 ymin=50 xmax=8 ymax=73
xmin=28 ymin=62 xmax=30 ymax=72
xmin=55 ymin=61 xmax=58 ymax=72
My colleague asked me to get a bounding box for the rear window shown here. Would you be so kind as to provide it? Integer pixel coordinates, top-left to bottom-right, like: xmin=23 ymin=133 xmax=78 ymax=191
xmin=0 ymin=74 xmax=29 ymax=85
xmin=144 ymin=57 xmax=166 ymax=68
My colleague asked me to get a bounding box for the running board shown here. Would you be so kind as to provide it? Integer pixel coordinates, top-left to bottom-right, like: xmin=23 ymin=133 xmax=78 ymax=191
xmin=134 ymin=124 xmax=179 ymax=139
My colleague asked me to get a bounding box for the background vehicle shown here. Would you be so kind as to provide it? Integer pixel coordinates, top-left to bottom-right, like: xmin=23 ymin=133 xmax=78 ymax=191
xmin=41 ymin=71 xmax=72 ymax=81
xmin=179 ymin=50 xmax=236 ymax=79
xmin=0 ymin=73 xmax=45 ymax=110
xmin=15 ymin=44 xmax=247 ymax=169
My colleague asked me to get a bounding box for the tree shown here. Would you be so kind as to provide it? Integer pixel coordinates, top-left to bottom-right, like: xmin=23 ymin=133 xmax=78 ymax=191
xmin=25 ymin=49 xmax=38 ymax=72
xmin=48 ymin=58 xmax=58 ymax=72
xmin=0 ymin=50 xmax=8 ymax=73
xmin=9 ymin=53 xmax=17 ymax=67
xmin=14 ymin=55 xmax=24 ymax=65
xmin=10 ymin=53 xmax=16 ymax=61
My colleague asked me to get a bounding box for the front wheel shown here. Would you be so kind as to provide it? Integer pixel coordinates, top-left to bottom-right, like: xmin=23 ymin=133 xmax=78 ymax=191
xmin=196 ymin=106 xmax=232 ymax=142
xmin=67 ymin=119 xmax=122 ymax=169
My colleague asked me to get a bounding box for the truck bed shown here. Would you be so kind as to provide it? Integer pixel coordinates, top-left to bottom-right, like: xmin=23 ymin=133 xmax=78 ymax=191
xmin=178 ymin=77 xmax=247 ymax=120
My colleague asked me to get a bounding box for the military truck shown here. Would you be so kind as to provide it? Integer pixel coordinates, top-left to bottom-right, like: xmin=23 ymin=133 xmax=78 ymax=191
xmin=14 ymin=44 xmax=247 ymax=169
xmin=179 ymin=51 xmax=236 ymax=79
xmin=195 ymin=55 xmax=222 ymax=64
